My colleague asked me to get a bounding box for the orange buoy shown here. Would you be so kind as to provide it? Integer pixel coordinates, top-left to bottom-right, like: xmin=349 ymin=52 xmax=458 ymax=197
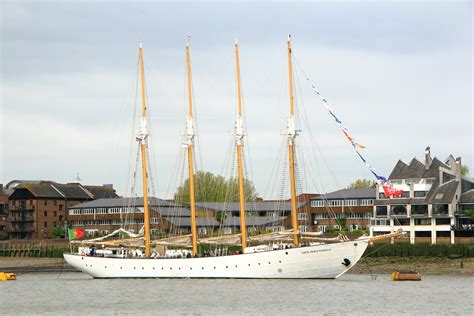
xmin=391 ymin=271 xmax=421 ymax=281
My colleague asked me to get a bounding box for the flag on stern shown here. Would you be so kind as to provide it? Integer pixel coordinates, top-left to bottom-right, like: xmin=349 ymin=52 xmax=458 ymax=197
xmin=68 ymin=228 xmax=84 ymax=240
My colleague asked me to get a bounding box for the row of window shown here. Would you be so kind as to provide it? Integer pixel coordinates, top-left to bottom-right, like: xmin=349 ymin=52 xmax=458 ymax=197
xmin=375 ymin=204 xmax=449 ymax=217
xmin=378 ymin=191 xmax=428 ymax=199
xmin=311 ymin=199 xmax=374 ymax=208
xmin=69 ymin=207 xmax=144 ymax=215
xmin=312 ymin=212 xmax=371 ymax=219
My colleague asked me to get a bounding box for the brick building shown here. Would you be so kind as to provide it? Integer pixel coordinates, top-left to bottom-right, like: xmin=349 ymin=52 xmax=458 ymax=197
xmin=0 ymin=184 xmax=9 ymax=239
xmin=7 ymin=181 xmax=118 ymax=239
xmin=309 ymin=188 xmax=375 ymax=233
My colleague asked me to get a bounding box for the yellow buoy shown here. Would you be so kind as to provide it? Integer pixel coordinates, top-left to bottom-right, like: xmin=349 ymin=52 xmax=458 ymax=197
xmin=0 ymin=272 xmax=16 ymax=281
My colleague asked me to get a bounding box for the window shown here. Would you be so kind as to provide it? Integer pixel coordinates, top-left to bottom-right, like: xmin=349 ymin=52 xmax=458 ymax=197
xmin=59 ymin=215 xmax=63 ymax=221
xmin=44 ymin=222 xmax=47 ymax=228
xmin=318 ymin=225 xmax=327 ymax=233
xmin=298 ymin=225 xmax=307 ymax=233
xmin=30 ymin=200 xmax=33 ymax=206
xmin=328 ymin=200 xmax=343 ymax=207
xmin=54 ymin=200 xmax=57 ymax=206
xmin=436 ymin=218 xmax=450 ymax=225
xmin=414 ymin=191 xmax=427 ymax=198
xmin=44 ymin=211 xmax=47 ymax=217
xmin=390 ymin=205 xmax=407 ymax=216
xmin=59 ymin=205 xmax=63 ymax=211
xmin=415 ymin=219 xmax=431 ymax=225
xmin=433 ymin=204 xmax=449 ymax=216
xmin=311 ymin=200 xmax=325 ymax=207
xmin=44 ymin=200 xmax=47 ymax=206
xmin=379 ymin=193 xmax=387 ymax=199
xmin=395 ymin=219 xmax=410 ymax=226
xmin=54 ymin=211 xmax=57 ymax=217
xmin=360 ymin=199 xmax=374 ymax=206
xmin=412 ymin=205 xmax=428 ymax=216
xmin=344 ymin=199 xmax=358 ymax=206
xmin=376 ymin=206 xmax=388 ymax=217
xmin=298 ymin=213 xmax=308 ymax=220
xmin=394 ymin=191 xmax=410 ymax=198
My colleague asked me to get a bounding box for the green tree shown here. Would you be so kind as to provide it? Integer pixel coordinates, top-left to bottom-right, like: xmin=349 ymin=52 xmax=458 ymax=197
xmin=174 ymin=171 xmax=258 ymax=203
xmin=461 ymin=164 xmax=469 ymax=176
xmin=215 ymin=211 xmax=227 ymax=223
xmin=347 ymin=179 xmax=375 ymax=189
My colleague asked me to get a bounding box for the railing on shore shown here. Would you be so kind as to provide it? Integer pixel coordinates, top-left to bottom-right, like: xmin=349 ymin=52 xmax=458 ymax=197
xmin=0 ymin=240 xmax=68 ymax=258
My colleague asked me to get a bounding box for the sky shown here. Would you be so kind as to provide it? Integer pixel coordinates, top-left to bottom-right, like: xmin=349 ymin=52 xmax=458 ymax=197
xmin=1 ymin=0 xmax=472 ymax=199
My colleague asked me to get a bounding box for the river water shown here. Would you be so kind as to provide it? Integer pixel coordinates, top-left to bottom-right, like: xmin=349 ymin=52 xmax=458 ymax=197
xmin=1 ymin=272 xmax=472 ymax=315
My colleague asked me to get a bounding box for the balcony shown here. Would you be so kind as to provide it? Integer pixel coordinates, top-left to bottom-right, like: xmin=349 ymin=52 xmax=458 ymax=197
xmin=7 ymin=226 xmax=34 ymax=233
xmin=9 ymin=206 xmax=35 ymax=212
xmin=390 ymin=205 xmax=408 ymax=217
xmin=411 ymin=205 xmax=429 ymax=217
xmin=9 ymin=216 xmax=35 ymax=222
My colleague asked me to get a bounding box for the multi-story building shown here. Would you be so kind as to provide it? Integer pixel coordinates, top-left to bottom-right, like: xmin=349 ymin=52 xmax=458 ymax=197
xmin=370 ymin=147 xmax=474 ymax=244
xmin=7 ymin=181 xmax=118 ymax=239
xmin=309 ymin=188 xmax=375 ymax=233
xmin=0 ymin=184 xmax=9 ymax=239
xmin=68 ymin=197 xmax=185 ymax=236
xmin=67 ymin=198 xmax=312 ymax=237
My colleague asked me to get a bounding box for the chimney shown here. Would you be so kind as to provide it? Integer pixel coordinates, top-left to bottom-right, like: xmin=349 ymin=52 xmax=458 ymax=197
xmin=425 ymin=146 xmax=432 ymax=169
xmin=455 ymin=157 xmax=462 ymax=180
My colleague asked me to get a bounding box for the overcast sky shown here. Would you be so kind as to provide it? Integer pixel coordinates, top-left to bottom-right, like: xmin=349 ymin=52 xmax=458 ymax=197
xmin=1 ymin=1 xmax=472 ymax=199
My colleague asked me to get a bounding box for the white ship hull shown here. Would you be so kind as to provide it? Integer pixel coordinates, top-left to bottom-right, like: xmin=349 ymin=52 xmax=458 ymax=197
xmin=64 ymin=239 xmax=368 ymax=279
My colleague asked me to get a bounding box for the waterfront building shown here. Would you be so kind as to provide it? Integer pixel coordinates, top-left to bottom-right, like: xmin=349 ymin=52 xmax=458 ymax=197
xmin=67 ymin=197 xmax=312 ymax=237
xmin=309 ymin=188 xmax=375 ymax=233
xmin=0 ymin=184 xmax=9 ymax=239
xmin=370 ymin=147 xmax=474 ymax=244
xmin=7 ymin=180 xmax=118 ymax=239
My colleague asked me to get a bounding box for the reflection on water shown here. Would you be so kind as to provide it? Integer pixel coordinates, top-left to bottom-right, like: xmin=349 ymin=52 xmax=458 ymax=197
xmin=1 ymin=273 xmax=473 ymax=315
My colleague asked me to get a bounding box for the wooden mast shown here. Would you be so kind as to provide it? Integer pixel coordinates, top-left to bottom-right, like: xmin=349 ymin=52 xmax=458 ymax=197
xmin=234 ymin=39 xmax=247 ymax=251
xmin=185 ymin=37 xmax=198 ymax=256
xmin=287 ymin=35 xmax=299 ymax=245
xmin=138 ymin=42 xmax=151 ymax=256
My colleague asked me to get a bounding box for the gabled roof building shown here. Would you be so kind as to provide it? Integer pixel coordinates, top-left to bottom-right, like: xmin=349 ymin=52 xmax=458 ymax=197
xmin=371 ymin=147 xmax=474 ymax=244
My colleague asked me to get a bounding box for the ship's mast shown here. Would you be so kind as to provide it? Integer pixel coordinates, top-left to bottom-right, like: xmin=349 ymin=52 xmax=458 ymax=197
xmin=185 ymin=37 xmax=198 ymax=256
xmin=234 ymin=39 xmax=247 ymax=251
xmin=287 ymin=35 xmax=299 ymax=246
xmin=138 ymin=42 xmax=151 ymax=256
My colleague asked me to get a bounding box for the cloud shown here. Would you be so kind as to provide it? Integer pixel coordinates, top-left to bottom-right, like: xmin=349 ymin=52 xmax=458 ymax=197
xmin=1 ymin=1 xmax=472 ymax=198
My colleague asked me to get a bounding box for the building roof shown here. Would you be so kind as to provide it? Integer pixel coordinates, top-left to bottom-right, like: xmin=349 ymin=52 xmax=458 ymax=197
xmin=388 ymin=157 xmax=449 ymax=181
xmin=194 ymin=201 xmax=305 ymax=212
xmin=460 ymin=189 xmax=474 ymax=204
xmin=164 ymin=215 xmax=287 ymax=228
xmin=69 ymin=197 xmax=177 ymax=209
xmin=82 ymin=185 xmax=118 ymax=199
xmin=311 ymin=188 xmax=376 ymax=200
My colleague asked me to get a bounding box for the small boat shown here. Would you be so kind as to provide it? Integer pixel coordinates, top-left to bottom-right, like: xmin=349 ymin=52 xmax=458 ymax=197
xmin=391 ymin=271 xmax=421 ymax=281
xmin=0 ymin=272 xmax=16 ymax=281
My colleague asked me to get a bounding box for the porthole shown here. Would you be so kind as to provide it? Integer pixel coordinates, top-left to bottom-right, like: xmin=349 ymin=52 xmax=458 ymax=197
xmin=134 ymin=267 xmax=136 ymax=270
xmin=202 ymin=267 xmax=204 ymax=270
xmin=120 ymin=267 xmax=122 ymax=269
xmin=226 ymin=266 xmax=228 ymax=268
xmin=285 ymin=252 xmax=288 ymax=255
xmin=104 ymin=266 xmax=107 ymax=269
xmin=170 ymin=267 xmax=172 ymax=270
xmin=214 ymin=267 xmax=216 ymax=269
xmin=258 ymin=263 xmax=261 ymax=265
xmin=235 ymin=265 xmax=237 ymax=268
xmin=279 ymin=261 xmax=281 ymax=263
xmin=248 ymin=264 xmax=251 ymax=266
xmin=268 ymin=262 xmax=271 ymax=264
xmin=142 ymin=267 xmax=144 ymax=270
xmin=153 ymin=267 xmax=155 ymax=270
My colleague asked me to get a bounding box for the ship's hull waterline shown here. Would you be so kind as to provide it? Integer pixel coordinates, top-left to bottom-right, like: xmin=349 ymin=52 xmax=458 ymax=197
xmin=64 ymin=239 xmax=368 ymax=279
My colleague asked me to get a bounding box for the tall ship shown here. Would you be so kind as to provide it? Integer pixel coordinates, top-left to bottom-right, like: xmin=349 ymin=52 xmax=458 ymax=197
xmin=64 ymin=37 xmax=399 ymax=279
